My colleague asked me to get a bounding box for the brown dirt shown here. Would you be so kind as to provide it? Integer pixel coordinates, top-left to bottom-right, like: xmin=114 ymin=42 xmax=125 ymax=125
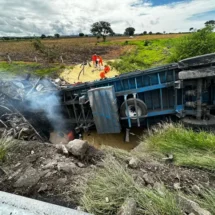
xmin=0 ymin=34 xmax=184 ymax=64
xmin=0 ymin=141 xmax=103 ymax=208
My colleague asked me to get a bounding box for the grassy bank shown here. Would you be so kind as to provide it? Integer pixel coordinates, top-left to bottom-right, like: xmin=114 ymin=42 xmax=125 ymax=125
xmin=137 ymin=123 xmax=215 ymax=170
xmin=108 ymin=38 xmax=178 ymax=73
xmin=81 ymin=155 xmax=182 ymax=215
xmin=81 ymin=124 xmax=215 ymax=214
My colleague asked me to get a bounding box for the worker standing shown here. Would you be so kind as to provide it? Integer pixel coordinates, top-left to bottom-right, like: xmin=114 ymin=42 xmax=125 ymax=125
xmin=97 ymin=56 xmax=103 ymax=67
xmin=100 ymin=65 xmax=110 ymax=80
xmin=92 ymin=54 xmax=97 ymax=68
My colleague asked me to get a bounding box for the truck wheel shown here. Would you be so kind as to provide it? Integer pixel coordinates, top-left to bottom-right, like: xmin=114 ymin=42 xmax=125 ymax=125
xmin=120 ymin=98 xmax=147 ymax=122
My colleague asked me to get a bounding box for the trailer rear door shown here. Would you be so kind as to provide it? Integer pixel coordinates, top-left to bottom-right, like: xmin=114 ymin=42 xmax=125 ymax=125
xmin=88 ymin=86 xmax=121 ymax=134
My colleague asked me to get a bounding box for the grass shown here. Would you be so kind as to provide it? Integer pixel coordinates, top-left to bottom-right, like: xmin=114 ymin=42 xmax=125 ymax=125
xmin=0 ymin=61 xmax=64 ymax=77
xmin=137 ymin=123 xmax=215 ymax=170
xmin=0 ymin=138 xmax=16 ymax=162
xmin=81 ymin=155 xmax=183 ymax=215
xmin=109 ymin=38 xmax=179 ymax=73
xmin=189 ymin=189 xmax=215 ymax=214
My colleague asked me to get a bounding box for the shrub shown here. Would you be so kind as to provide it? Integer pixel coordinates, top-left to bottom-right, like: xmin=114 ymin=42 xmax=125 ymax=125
xmin=169 ymin=26 xmax=215 ymax=62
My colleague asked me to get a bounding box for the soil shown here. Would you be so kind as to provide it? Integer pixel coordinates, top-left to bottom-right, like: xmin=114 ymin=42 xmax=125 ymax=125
xmin=0 ymin=140 xmax=103 ymax=208
xmin=1 ymin=138 xmax=215 ymax=211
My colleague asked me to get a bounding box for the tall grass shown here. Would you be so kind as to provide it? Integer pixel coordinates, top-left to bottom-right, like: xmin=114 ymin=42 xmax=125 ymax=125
xmin=81 ymin=155 xmax=182 ymax=215
xmin=138 ymin=123 xmax=215 ymax=170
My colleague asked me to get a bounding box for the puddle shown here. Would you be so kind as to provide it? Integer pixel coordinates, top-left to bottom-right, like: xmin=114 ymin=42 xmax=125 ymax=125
xmin=50 ymin=128 xmax=143 ymax=151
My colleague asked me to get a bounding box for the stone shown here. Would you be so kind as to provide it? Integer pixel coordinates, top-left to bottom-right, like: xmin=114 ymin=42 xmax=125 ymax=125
xmin=117 ymin=198 xmax=136 ymax=215
xmin=14 ymin=167 xmax=40 ymax=188
xmin=142 ymin=173 xmax=154 ymax=185
xmin=77 ymin=162 xmax=85 ymax=168
xmin=57 ymin=178 xmax=67 ymax=185
xmin=153 ymin=182 xmax=165 ymax=196
xmin=42 ymin=161 xmax=57 ymax=170
xmin=128 ymin=158 xmax=139 ymax=169
xmin=178 ymin=195 xmax=211 ymax=215
xmin=38 ymin=184 xmax=48 ymax=193
xmin=67 ymin=139 xmax=89 ymax=158
xmin=61 ymin=144 xmax=69 ymax=155
xmin=192 ymin=185 xmax=201 ymax=195
xmin=174 ymin=183 xmax=181 ymax=190
xmin=57 ymin=162 xmax=76 ymax=174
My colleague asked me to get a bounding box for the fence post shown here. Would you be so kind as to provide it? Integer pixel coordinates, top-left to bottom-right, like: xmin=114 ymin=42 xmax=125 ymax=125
xmin=60 ymin=56 xmax=64 ymax=63
xmin=7 ymin=54 xmax=12 ymax=63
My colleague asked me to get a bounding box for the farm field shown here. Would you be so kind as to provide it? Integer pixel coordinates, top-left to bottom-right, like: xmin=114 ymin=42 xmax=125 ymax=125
xmin=0 ymin=34 xmax=185 ymax=64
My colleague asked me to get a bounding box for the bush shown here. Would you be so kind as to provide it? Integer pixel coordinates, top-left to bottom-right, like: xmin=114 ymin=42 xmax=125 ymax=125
xmin=169 ymin=26 xmax=215 ymax=62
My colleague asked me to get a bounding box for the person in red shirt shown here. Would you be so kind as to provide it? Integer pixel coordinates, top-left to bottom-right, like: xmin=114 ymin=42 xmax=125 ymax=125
xmin=100 ymin=65 xmax=110 ymax=80
xmin=97 ymin=56 xmax=103 ymax=67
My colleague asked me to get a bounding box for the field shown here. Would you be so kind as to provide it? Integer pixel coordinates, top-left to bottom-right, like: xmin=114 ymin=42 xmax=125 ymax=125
xmin=0 ymin=34 xmax=185 ymax=64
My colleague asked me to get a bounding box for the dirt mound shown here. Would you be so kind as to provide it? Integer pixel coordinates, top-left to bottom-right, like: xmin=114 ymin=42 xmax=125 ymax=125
xmin=0 ymin=140 xmax=103 ymax=208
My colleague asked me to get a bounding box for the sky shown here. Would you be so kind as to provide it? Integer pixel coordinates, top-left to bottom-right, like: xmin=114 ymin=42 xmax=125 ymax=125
xmin=0 ymin=0 xmax=215 ymax=36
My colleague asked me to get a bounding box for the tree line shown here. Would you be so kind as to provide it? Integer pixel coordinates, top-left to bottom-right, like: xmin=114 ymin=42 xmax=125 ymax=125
xmin=1 ymin=20 xmax=214 ymax=42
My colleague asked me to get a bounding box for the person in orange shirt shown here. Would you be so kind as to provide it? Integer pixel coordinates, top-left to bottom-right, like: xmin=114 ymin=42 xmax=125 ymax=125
xmin=97 ymin=56 xmax=103 ymax=67
xmin=92 ymin=54 xmax=97 ymax=67
xmin=100 ymin=65 xmax=110 ymax=80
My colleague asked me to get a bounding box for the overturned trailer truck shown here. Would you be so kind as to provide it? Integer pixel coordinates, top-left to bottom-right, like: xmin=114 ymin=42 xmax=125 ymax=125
xmin=60 ymin=53 xmax=215 ymax=135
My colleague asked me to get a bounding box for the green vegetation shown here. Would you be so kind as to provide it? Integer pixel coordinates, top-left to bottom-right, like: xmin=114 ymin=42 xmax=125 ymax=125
xmin=0 ymin=138 xmax=16 ymax=162
xmin=81 ymin=155 xmax=182 ymax=215
xmin=192 ymin=189 xmax=215 ymax=213
xmin=109 ymin=38 xmax=177 ymax=73
xmin=169 ymin=26 xmax=215 ymax=62
xmin=138 ymin=123 xmax=215 ymax=170
xmin=0 ymin=61 xmax=63 ymax=77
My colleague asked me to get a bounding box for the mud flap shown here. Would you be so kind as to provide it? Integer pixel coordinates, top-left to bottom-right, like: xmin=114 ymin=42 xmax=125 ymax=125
xmin=88 ymin=86 xmax=121 ymax=134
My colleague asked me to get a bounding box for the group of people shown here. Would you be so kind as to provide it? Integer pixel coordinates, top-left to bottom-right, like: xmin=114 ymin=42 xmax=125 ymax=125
xmin=92 ymin=54 xmax=111 ymax=80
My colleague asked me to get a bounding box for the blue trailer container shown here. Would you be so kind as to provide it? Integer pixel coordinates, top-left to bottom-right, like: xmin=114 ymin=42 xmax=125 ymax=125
xmin=60 ymin=53 xmax=215 ymax=134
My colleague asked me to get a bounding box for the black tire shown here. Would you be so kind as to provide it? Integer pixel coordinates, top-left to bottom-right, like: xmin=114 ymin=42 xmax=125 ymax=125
xmin=120 ymin=98 xmax=147 ymax=122
xmin=178 ymin=53 xmax=215 ymax=69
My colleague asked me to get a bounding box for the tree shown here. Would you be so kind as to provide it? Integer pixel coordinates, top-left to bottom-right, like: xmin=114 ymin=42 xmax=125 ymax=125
xmin=149 ymin=31 xmax=152 ymax=35
xmin=143 ymin=31 xmax=147 ymax=35
xmin=189 ymin=27 xmax=194 ymax=32
xmin=54 ymin=33 xmax=60 ymax=38
xmin=41 ymin=34 xmax=46 ymax=39
xmin=79 ymin=33 xmax=84 ymax=37
xmin=91 ymin=21 xmax=114 ymax=42
xmin=205 ymin=20 xmax=215 ymax=27
xmin=124 ymin=27 xmax=135 ymax=36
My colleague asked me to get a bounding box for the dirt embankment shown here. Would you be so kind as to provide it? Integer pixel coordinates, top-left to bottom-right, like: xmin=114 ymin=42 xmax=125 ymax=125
xmin=0 ymin=137 xmax=214 ymax=213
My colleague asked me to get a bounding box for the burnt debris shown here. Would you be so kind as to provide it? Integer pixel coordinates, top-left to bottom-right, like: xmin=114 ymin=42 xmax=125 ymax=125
xmin=0 ymin=74 xmax=61 ymax=142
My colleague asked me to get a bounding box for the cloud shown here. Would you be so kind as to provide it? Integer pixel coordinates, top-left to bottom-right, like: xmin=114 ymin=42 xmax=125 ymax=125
xmin=0 ymin=0 xmax=214 ymax=36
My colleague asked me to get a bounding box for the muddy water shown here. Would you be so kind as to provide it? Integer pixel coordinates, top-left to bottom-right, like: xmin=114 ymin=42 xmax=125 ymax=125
xmin=50 ymin=128 xmax=143 ymax=151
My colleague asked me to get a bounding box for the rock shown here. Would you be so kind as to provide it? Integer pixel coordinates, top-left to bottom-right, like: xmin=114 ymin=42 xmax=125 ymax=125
xmin=38 ymin=184 xmax=48 ymax=193
xmin=192 ymin=185 xmax=201 ymax=195
xmin=77 ymin=162 xmax=85 ymax=168
xmin=67 ymin=139 xmax=89 ymax=158
xmin=61 ymin=144 xmax=69 ymax=155
xmin=14 ymin=167 xmax=40 ymax=188
xmin=178 ymin=195 xmax=211 ymax=215
xmin=31 ymin=150 xmax=34 ymax=155
xmin=174 ymin=183 xmax=181 ymax=190
xmin=57 ymin=178 xmax=67 ymax=185
xmin=117 ymin=198 xmax=136 ymax=215
xmin=42 ymin=161 xmax=57 ymax=170
xmin=57 ymin=162 xmax=76 ymax=174
xmin=153 ymin=182 xmax=165 ymax=196
xmin=142 ymin=173 xmax=154 ymax=185
xmin=128 ymin=158 xmax=139 ymax=169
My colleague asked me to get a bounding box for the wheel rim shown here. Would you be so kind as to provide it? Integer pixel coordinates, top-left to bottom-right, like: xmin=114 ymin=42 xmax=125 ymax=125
xmin=126 ymin=105 xmax=142 ymax=118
